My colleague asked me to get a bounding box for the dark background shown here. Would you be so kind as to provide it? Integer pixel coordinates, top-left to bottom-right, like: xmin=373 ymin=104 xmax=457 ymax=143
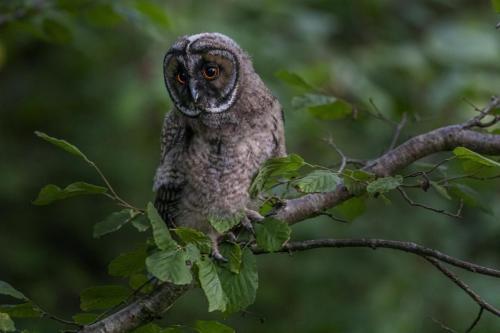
xmin=1 ymin=0 xmax=499 ymax=332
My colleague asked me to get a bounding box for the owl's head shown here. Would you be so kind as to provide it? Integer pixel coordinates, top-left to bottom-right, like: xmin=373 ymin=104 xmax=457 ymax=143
xmin=163 ymin=33 xmax=245 ymax=117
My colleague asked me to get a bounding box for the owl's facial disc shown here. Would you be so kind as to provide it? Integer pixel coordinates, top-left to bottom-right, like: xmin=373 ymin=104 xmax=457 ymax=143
xmin=163 ymin=33 xmax=241 ymax=118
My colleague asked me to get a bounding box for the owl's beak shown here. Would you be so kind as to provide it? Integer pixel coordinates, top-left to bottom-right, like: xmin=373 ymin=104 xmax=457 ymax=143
xmin=189 ymin=84 xmax=200 ymax=104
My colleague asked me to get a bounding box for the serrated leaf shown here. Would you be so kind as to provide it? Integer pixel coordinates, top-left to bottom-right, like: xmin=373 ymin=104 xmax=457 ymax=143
xmin=33 ymin=182 xmax=107 ymax=206
xmin=185 ymin=243 xmax=201 ymax=263
xmin=216 ymin=248 xmax=258 ymax=314
xmin=366 ymin=175 xmax=403 ymax=194
xmin=334 ymin=196 xmax=366 ymax=222
xmin=72 ymin=313 xmax=98 ymax=325
xmin=227 ymin=244 xmax=242 ymax=274
xmin=93 ymin=209 xmax=133 ymax=238
xmin=453 ymin=147 xmax=500 ymax=168
xmin=196 ymin=257 xmax=227 ymax=312
xmin=195 ymin=320 xmax=235 ymax=333
xmin=80 ymin=285 xmax=129 ymax=311
xmin=42 ymin=18 xmax=72 ymax=43
xmin=255 ymin=218 xmax=291 ymax=252
xmin=34 ymin=131 xmax=88 ymax=161
xmin=274 ymin=70 xmax=313 ymax=91
xmin=134 ymin=0 xmax=171 ymax=29
xmin=108 ymin=245 xmax=147 ymax=277
xmin=208 ymin=213 xmax=243 ymax=234
xmin=0 ymin=281 xmax=27 ymax=301
xmin=0 ymin=303 xmax=42 ymax=318
xmin=131 ymin=213 xmax=150 ymax=232
xmin=250 ymin=154 xmax=305 ymax=197
xmin=173 ymin=227 xmax=211 ymax=253
xmin=430 ymin=181 xmax=451 ymax=200
xmin=342 ymin=169 xmax=375 ymax=195
xmin=0 ymin=313 xmax=15 ymax=332
xmin=146 ymin=202 xmax=177 ymax=250
xmin=146 ymin=249 xmax=192 ymax=285
xmin=308 ymin=100 xmax=352 ymax=120
xmin=294 ymin=170 xmax=341 ymax=193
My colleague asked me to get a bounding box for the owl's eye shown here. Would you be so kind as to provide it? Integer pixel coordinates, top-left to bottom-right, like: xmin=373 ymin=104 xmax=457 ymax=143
xmin=202 ymin=64 xmax=219 ymax=80
xmin=175 ymin=72 xmax=187 ymax=85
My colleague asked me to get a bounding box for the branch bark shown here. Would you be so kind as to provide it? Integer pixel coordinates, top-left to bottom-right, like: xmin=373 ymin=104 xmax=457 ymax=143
xmin=77 ymin=96 xmax=500 ymax=333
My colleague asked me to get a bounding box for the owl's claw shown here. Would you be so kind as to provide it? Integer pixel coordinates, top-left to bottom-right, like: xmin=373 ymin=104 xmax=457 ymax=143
xmin=210 ymin=235 xmax=228 ymax=263
xmin=241 ymin=209 xmax=264 ymax=235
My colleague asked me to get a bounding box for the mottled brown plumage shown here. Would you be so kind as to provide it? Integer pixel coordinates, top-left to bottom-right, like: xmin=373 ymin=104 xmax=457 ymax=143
xmin=154 ymin=33 xmax=285 ymax=258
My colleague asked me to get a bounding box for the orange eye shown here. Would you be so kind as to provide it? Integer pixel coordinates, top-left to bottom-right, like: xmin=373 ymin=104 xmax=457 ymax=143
xmin=202 ymin=65 xmax=219 ymax=80
xmin=176 ymin=72 xmax=187 ymax=85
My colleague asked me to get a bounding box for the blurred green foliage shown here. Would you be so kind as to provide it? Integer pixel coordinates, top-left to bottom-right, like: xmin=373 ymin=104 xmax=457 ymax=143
xmin=1 ymin=0 xmax=500 ymax=332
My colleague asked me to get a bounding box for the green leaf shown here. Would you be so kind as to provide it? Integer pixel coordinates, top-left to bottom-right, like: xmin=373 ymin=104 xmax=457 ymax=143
xmin=294 ymin=170 xmax=341 ymax=193
xmin=449 ymin=183 xmax=493 ymax=215
xmin=173 ymin=227 xmax=211 ymax=253
xmin=366 ymin=175 xmax=403 ymax=194
xmin=250 ymin=154 xmax=305 ymax=197
xmin=108 ymin=245 xmax=147 ymax=277
xmin=334 ymin=196 xmax=366 ymax=222
xmin=84 ymin=4 xmax=123 ymax=27
xmin=196 ymin=257 xmax=228 ymax=312
xmin=255 ymin=218 xmax=291 ymax=252
xmin=430 ymin=181 xmax=451 ymax=200
xmin=217 ymin=248 xmax=258 ymax=314
xmin=492 ymin=0 xmax=500 ymax=12
xmin=93 ymin=209 xmax=133 ymax=238
xmin=185 ymin=243 xmax=201 ymax=263
xmin=0 ymin=313 xmax=15 ymax=332
xmin=34 ymin=131 xmax=88 ymax=161
xmin=147 ymin=203 xmax=177 ymax=250
xmin=131 ymin=213 xmax=150 ymax=232
xmin=208 ymin=212 xmax=243 ymax=234
xmin=342 ymin=169 xmax=376 ymax=195
xmin=80 ymin=285 xmax=129 ymax=311
xmin=34 ymin=182 xmax=107 ymax=206
xmin=0 ymin=303 xmax=42 ymax=318
xmin=128 ymin=274 xmax=151 ymax=291
xmin=227 ymin=244 xmax=242 ymax=274
xmin=195 ymin=320 xmax=235 ymax=333
xmin=0 ymin=281 xmax=27 ymax=301
xmin=291 ymin=93 xmax=336 ymax=110
xmin=453 ymin=147 xmax=500 ymax=168
xmin=42 ymin=18 xmax=72 ymax=43
xmin=146 ymin=249 xmax=192 ymax=285
xmin=308 ymin=100 xmax=352 ymax=120
xmin=72 ymin=313 xmax=99 ymax=325
xmin=134 ymin=0 xmax=171 ymax=29
xmin=274 ymin=70 xmax=313 ymax=91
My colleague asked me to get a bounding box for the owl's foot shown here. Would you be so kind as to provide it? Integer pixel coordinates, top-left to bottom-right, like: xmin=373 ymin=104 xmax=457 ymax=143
xmin=241 ymin=209 xmax=264 ymax=235
xmin=210 ymin=235 xmax=228 ymax=263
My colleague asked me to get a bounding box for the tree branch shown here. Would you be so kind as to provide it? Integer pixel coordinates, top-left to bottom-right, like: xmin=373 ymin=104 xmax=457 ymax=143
xmin=276 ymin=96 xmax=500 ymax=224
xmin=77 ymin=96 xmax=500 ymax=332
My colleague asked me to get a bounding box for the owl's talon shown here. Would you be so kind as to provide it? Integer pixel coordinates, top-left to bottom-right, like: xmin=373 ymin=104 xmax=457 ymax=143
xmin=240 ymin=216 xmax=255 ymax=235
xmin=210 ymin=235 xmax=228 ymax=262
xmin=245 ymin=208 xmax=264 ymax=222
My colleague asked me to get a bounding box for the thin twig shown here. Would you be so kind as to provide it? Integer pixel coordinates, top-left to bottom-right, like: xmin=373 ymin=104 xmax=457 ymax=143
xmin=465 ymin=307 xmax=484 ymax=333
xmin=404 ymin=157 xmax=456 ymax=178
xmin=387 ymin=112 xmax=408 ymax=151
xmin=324 ymin=137 xmax=347 ymax=173
xmin=397 ymin=187 xmax=462 ymax=218
xmin=430 ymin=317 xmax=458 ymax=333
xmin=318 ymin=212 xmax=348 ymax=223
xmin=426 ymin=257 xmax=500 ymax=317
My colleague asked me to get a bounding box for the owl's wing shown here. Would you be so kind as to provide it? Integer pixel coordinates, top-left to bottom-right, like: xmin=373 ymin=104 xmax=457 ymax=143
xmin=153 ymin=110 xmax=188 ymax=225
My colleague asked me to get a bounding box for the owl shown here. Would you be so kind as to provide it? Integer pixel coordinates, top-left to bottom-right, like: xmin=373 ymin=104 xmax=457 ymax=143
xmin=153 ymin=33 xmax=286 ymax=260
